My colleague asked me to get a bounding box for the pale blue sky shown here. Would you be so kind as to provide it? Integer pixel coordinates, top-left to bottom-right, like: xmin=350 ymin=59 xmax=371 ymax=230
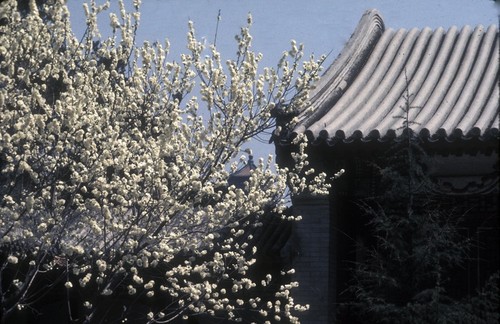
xmin=68 ymin=0 xmax=497 ymax=66
xmin=67 ymin=0 xmax=498 ymax=160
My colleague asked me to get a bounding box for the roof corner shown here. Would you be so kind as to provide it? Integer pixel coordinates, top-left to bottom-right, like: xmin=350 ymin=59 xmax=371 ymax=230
xmin=294 ymin=9 xmax=386 ymax=131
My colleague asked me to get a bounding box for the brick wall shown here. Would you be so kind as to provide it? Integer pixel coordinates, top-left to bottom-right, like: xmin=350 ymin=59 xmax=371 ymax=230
xmin=292 ymin=194 xmax=331 ymax=323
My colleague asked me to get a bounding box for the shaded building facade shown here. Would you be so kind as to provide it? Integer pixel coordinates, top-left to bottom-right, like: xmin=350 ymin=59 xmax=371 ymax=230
xmin=276 ymin=9 xmax=499 ymax=323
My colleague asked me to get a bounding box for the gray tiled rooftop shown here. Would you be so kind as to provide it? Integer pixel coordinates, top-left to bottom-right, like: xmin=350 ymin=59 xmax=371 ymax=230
xmin=293 ymin=9 xmax=499 ymax=143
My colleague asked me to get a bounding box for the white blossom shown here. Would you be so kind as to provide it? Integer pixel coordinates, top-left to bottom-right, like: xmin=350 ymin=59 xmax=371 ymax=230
xmin=0 ymin=1 xmax=327 ymax=323
xmin=7 ymin=256 xmax=18 ymax=264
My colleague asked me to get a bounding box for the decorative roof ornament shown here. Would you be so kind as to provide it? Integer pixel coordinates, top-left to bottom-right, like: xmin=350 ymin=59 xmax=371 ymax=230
xmin=228 ymin=149 xmax=256 ymax=188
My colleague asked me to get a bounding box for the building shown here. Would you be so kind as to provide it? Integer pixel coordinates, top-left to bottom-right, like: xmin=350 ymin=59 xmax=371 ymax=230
xmin=275 ymin=9 xmax=499 ymax=323
xmin=228 ymin=154 xmax=257 ymax=188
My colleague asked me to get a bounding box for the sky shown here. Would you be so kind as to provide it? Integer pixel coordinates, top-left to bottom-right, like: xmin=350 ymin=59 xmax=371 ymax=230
xmin=67 ymin=0 xmax=498 ymax=161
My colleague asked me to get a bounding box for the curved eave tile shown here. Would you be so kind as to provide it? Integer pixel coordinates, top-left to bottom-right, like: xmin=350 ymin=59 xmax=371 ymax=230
xmin=293 ymin=9 xmax=385 ymax=133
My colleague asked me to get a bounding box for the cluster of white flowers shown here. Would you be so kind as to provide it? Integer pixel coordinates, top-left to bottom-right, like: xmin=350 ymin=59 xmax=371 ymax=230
xmin=0 ymin=0 xmax=329 ymax=322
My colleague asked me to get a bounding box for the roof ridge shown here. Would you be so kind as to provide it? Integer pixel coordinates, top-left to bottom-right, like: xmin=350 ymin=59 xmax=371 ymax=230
xmin=293 ymin=9 xmax=385 ymax=135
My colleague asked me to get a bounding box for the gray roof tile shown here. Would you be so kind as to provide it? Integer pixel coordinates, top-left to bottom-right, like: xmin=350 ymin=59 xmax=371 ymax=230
xmin=293 ymin=9 xmax=499 ymax=143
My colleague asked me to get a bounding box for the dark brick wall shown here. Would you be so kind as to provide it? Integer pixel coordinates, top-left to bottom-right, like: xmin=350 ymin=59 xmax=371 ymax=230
xmin=292 ymin=195 xmax=331 ymax=323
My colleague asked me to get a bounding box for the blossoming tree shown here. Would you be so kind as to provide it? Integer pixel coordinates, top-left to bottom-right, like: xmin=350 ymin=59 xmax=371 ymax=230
xmin=0 ymin=0 xmax=329 ymax=322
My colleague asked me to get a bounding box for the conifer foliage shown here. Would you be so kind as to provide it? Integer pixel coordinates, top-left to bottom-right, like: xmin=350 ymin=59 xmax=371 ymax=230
xmin=0 ymin=0 xmax=329 ymax=322
xmin=344 ymin=87 xmax=499 ymax=323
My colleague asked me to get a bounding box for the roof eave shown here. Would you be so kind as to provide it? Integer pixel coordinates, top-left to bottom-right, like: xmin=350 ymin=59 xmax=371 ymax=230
xmin=292 ymin=9 xmax=385 ymax=133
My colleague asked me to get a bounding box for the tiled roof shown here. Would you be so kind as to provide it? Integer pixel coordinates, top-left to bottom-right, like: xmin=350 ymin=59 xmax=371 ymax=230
xmin=293 ymin=9 xmax=499 ymax=144
xmin=228 ymin=156 xmax=257 ymax=188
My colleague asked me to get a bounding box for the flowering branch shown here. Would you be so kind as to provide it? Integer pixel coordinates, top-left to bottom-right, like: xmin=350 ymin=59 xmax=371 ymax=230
xmin=0 ymin=0 xmax=329 ymax=322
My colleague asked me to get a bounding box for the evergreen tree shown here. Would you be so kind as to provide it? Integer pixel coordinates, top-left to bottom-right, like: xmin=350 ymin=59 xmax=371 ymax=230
xmin=343 ymin=84 xmax=499 ymax=323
